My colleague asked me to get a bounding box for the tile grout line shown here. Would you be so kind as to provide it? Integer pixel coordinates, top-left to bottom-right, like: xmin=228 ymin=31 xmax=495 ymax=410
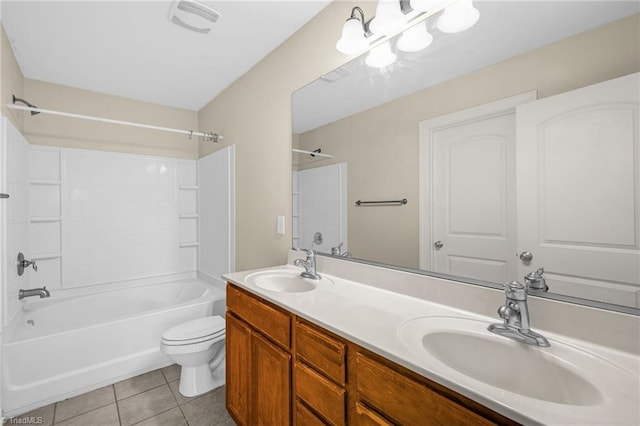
xmin=116 ymin=382 xmax=166 ymax=404
xmin=52 ymin=390 xmax=116 ymax=425
xmin=129 ymin=406 xmax=181 ymax=426
xmin=163 ymin=370 xmax=191 ymax=426
xmin=112 ymin=385 xmax=123 ymax=426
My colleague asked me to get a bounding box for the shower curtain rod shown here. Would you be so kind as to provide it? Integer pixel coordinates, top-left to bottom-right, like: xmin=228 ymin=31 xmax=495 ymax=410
xmin=6 ymin=100 xmax=223 ymax=143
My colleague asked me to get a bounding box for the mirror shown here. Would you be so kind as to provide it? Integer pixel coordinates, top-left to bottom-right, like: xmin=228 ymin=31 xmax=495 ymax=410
xmin=292 ymin=1 xmax=640 ymax=313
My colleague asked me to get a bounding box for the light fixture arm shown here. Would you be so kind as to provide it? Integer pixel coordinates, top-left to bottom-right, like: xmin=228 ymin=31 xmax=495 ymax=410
xmin=349 ymin=7 xmax=373 ymax=37
xmin=350 ymin=6 xmax=365 ymax=22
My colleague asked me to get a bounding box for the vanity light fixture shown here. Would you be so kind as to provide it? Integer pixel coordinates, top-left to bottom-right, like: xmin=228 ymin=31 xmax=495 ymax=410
xmin=336 ymin=0 xmax=479 ymax=68
xmin=397 ymin=21 xmax=433 ymax=52
xmin=437 ymin=0 xmax=480 ymax=33
xmin=336 ymin=7 xmax=370 ymax=54
xmin=369 ymin=0 xmax=408 ymax=36
xmin=365 ymin=41 xmax=397 ymax=68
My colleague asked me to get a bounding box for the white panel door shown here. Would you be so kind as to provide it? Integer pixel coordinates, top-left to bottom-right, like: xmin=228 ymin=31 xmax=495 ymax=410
xmin=516 ymin=73 xmax=640 ymax=307
xmin=432 ymin=114 xmax=517 ymax=283
xmin=298 ymin=163 xmax=347 ymax=253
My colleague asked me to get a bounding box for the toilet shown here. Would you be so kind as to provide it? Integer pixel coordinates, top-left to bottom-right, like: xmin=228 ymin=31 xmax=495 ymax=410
xmin=160 ymin=315 xmax=226 ymax=397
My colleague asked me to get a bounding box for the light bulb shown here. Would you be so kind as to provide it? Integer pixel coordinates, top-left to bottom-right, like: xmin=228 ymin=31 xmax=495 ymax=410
xmin=397 ymin=22 xmax=433 ymax=52
xmin=365 ymin=41 xmax=397 ymax=68
xmin=369 ymin=0 xmax=407 ymax=36
xmin=336 ymin=17 xmax=369 ymax=54
xmin=437 ymin=0 xmax=480 ymax=34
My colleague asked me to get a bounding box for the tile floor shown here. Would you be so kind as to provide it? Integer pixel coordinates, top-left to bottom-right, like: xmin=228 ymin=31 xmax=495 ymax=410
xmin=7 ymin=365 xmax=236 ymax=426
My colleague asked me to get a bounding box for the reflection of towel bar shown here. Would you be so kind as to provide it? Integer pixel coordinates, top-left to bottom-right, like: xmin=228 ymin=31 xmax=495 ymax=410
xmin=356 ymin=198 xmax=407 ymax=206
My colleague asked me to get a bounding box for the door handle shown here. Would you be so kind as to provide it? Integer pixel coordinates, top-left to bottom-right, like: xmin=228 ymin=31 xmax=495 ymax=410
xmin=519 ymin=251 xmax=533 ymax=262
xmin=0 ymin=193 xmax=9 ymax=198
xmin=434 ymin=241 xmax=444 ymax=250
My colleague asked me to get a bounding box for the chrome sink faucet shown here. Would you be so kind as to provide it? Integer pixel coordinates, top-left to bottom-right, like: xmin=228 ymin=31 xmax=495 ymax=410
xmin=294 ymin=249 xmax=321 ymax=280
xmin=488 ymin=281 xmax=549 ymax=347
xmin=331 ymin=242 xmax=351 ymax=258
xmin=19 ymin=286 xmax=51 ymax=300
xmin=525 ymin=267 xmax=548 ymax=292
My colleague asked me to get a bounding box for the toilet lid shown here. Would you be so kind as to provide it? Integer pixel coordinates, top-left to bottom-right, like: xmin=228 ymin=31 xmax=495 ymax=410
xmin=162 ymin=315 xmax=225 ymax=342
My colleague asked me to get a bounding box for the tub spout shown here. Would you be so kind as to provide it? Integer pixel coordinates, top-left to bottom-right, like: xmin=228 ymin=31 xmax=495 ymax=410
xmin=19 ymin=287 xmax=51 ymax=300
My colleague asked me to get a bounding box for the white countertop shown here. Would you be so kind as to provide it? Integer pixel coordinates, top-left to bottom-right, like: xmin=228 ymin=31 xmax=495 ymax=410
xmin=223 ymin=264 xmax=640 ymax=425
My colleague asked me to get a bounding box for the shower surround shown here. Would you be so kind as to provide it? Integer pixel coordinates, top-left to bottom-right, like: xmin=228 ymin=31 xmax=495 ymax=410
xmin=0 ymin=116 xmax=235 ymax=415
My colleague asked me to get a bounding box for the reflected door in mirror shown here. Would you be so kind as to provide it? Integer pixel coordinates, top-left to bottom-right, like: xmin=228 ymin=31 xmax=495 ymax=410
xmin=516 ymin=73 xmax=640 ymax=307
xmin=432 ymin=113 xmax=517 ymax=284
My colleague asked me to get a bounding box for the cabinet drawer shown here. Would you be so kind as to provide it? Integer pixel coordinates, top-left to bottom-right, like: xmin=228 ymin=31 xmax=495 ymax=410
xmin=356 ymin=353 xmax=495 ymax=426
xmin=296 ymin=400 xmax=328 ymax=426
xmin=296 ymin=362 xmax=346 ymax=426
xmin=227 ymin=284 xmax=291 ymax=348
xmin=354 ymin=402 xmax=394 ymax=426
xmin=296 ymin=321 xmax=346 ymax=385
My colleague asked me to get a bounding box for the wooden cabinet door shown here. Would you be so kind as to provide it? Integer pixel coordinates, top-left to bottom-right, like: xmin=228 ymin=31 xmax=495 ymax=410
xmin=356 ymin=353 xmax=495 ymax=426
xmin=253 ymin=331 xmax=292 ymax=425
xmin=226 ymin=313 xmax=252 ymax=426
xmin=355 ymin=402 xmax=394 ymax=426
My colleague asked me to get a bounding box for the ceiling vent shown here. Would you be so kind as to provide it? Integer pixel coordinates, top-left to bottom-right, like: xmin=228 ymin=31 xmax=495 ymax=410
xmin=169 ymin=0 xmax=221 ymax=34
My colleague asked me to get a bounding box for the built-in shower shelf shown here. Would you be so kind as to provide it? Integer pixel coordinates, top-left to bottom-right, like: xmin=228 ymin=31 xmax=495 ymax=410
xmin=179 ymin=214 xmax=199 ymax=219
xmin=31 ymin=216 xmax=61 ymax=223
xmin=179 ymin=185 xmax=199 ymax=190
xmin=179 ymin=242 xmax=199 ymax=248
xmin=30 ymin=179 xmax=61 ymax=186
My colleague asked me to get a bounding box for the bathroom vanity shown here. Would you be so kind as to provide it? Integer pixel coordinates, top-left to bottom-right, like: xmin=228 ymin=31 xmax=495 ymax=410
xmin=226 ymin=283 xmax=514 ymax=425
xmin=223 ymin=253 xmax=640 ymax=425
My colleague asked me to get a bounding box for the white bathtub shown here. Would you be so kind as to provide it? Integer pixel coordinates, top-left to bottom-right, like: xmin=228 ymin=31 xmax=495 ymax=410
xmin=2 ymin=276 xmax=225 ymax=416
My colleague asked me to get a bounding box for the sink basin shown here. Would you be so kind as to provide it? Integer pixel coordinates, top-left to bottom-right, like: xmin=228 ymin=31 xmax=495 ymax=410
xmin=397 ymin=316 xmax=635 ymax=407
xmin=245 ymin=269 xmax=333 ymax=293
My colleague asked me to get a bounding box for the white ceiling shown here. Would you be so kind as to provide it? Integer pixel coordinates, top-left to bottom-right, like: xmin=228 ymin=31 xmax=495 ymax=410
xmin=1 ymin=0 xmax=331 ymax=111
xmin=293 ymin=1 xmax=640 ymax=133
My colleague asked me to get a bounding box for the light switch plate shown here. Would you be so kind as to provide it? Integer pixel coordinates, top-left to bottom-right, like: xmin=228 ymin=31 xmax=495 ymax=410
xmin=277 ymin=215 xmax=285 ymax=235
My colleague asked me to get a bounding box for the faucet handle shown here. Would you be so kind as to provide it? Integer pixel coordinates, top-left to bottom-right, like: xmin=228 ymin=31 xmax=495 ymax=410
xmin=295 ymin=248 xmax=316 ymax=258
xmin=504 ymin=280 xmax=527 ymax=301
xmin=17 ymin=252 xmax=37 ymax=276
xmin=525 ymin=267 xmax=548 ymax=291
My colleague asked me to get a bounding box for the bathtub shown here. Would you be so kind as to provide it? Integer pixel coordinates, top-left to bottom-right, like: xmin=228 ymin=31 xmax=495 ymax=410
xmin=2 ymin=276 xmax=225 ymax=416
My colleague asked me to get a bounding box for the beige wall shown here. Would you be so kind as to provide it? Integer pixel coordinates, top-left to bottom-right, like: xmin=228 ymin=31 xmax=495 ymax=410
xmin=23 ymin=79 xmax=198 ymax=159
xmin=4 ymin=6 xmax=636 ymax=272
xmin=198 ymin=1 xmax=374 ymax=270
xmin=297 ymin=14 xmax=640 ymax=269
xmin=1 ymin=26 xmax=24 ymax=131
xmin=1 ymin=24 xmax=198 ymax=159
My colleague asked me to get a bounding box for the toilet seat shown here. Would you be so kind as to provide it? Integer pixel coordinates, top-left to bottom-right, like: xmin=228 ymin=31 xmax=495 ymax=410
xmin=161 ymin=315 xmax=225 ymax=346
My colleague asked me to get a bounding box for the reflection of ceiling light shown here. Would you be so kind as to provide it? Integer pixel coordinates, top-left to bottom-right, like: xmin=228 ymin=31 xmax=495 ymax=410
xmin=437 ymin=0 xmax=480 ymax=33
xmin=336 ymin=7 xmax=369 ymax=54
xmin=369 ymin=0 xmax=407 ymax=36
xmin=397 ymin=22 xmax=433 ymax=52
xmin=365 ymin=41 xmax=397 ymax=68
xmin=336 ymin=0 xmax=478 ymax=68
xmin=169 ymin=0 xmax=221 ymax=34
